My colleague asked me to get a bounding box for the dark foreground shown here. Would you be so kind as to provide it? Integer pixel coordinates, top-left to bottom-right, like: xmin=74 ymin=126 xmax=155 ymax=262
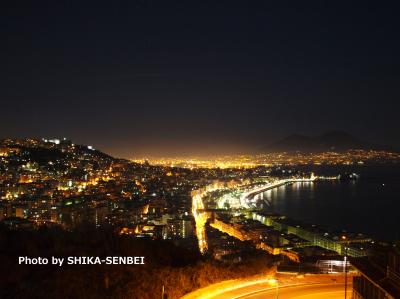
xmin=0 ymin=225 xmax=273 ymax=299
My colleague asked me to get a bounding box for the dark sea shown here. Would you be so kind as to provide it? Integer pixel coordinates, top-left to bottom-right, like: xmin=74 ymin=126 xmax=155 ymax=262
xmin=262 ymin=165 xmax=400 ymax=242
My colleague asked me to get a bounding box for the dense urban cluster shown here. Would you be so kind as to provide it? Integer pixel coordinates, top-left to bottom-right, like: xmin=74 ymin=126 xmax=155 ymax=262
xmin=0 ymin=138 xmax=273 ymax=241
xmin=0 ymin=138 xmax=194 ymax=239
xmin=133 ymin=150 xmax=400 ymax=169
xmin=1 ymin=138 xmax=400 ymax=298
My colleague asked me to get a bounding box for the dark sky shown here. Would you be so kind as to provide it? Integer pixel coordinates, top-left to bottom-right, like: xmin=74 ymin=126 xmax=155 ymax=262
xmin=1 ymin=1 xmax=400 ymax=157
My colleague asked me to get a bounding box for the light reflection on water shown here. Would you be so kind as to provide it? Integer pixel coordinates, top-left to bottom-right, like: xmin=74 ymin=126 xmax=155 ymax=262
xmin=260 ymin=179 xmax=400 ymax=241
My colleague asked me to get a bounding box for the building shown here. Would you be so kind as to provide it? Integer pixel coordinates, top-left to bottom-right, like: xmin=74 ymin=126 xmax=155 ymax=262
xmin=352 ymin=248 xmax=400 ymax=299
xmin=164 ymin=216 xmax=194 ymax=239
xmin=264 ymin=215 xmax=370 ymax=257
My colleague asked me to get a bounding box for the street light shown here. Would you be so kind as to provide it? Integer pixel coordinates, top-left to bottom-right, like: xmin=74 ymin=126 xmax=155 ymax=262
xmin=342 ymin=236 xmax=348 ymax=299
xmin=276 ymin=280 xmax=279 ymax=299
xmin=268 ymin=278 xmax=279 ymax=299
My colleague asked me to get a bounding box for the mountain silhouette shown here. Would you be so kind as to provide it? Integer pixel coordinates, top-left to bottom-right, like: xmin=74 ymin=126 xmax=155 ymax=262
xmin=265 ymin=131 xmax=384 ymax=152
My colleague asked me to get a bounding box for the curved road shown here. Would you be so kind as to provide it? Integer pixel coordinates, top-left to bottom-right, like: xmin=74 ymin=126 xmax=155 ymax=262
xmin=181 ymin=274 xmax=352 ymax=299
xmin=231 ymin=283 xmax=351 ymax=299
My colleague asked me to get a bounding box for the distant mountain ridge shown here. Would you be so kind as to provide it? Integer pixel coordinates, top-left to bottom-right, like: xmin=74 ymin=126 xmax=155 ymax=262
xmin=265 ymin=131 xmax=388 ymax=152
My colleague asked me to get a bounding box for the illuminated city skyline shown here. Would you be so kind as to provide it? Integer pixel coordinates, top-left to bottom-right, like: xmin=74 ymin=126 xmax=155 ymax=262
xmin=2 ymin=2 xmax=400 ymax=298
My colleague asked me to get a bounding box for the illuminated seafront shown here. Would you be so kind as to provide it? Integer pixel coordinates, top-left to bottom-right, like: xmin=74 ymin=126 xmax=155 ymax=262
xmin=191 ymin=175 xmax=337 ymax=253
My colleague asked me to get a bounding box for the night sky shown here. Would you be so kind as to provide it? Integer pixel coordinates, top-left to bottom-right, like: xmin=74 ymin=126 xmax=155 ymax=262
xmin=1 ymin=1 xmax=400 ymax=157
